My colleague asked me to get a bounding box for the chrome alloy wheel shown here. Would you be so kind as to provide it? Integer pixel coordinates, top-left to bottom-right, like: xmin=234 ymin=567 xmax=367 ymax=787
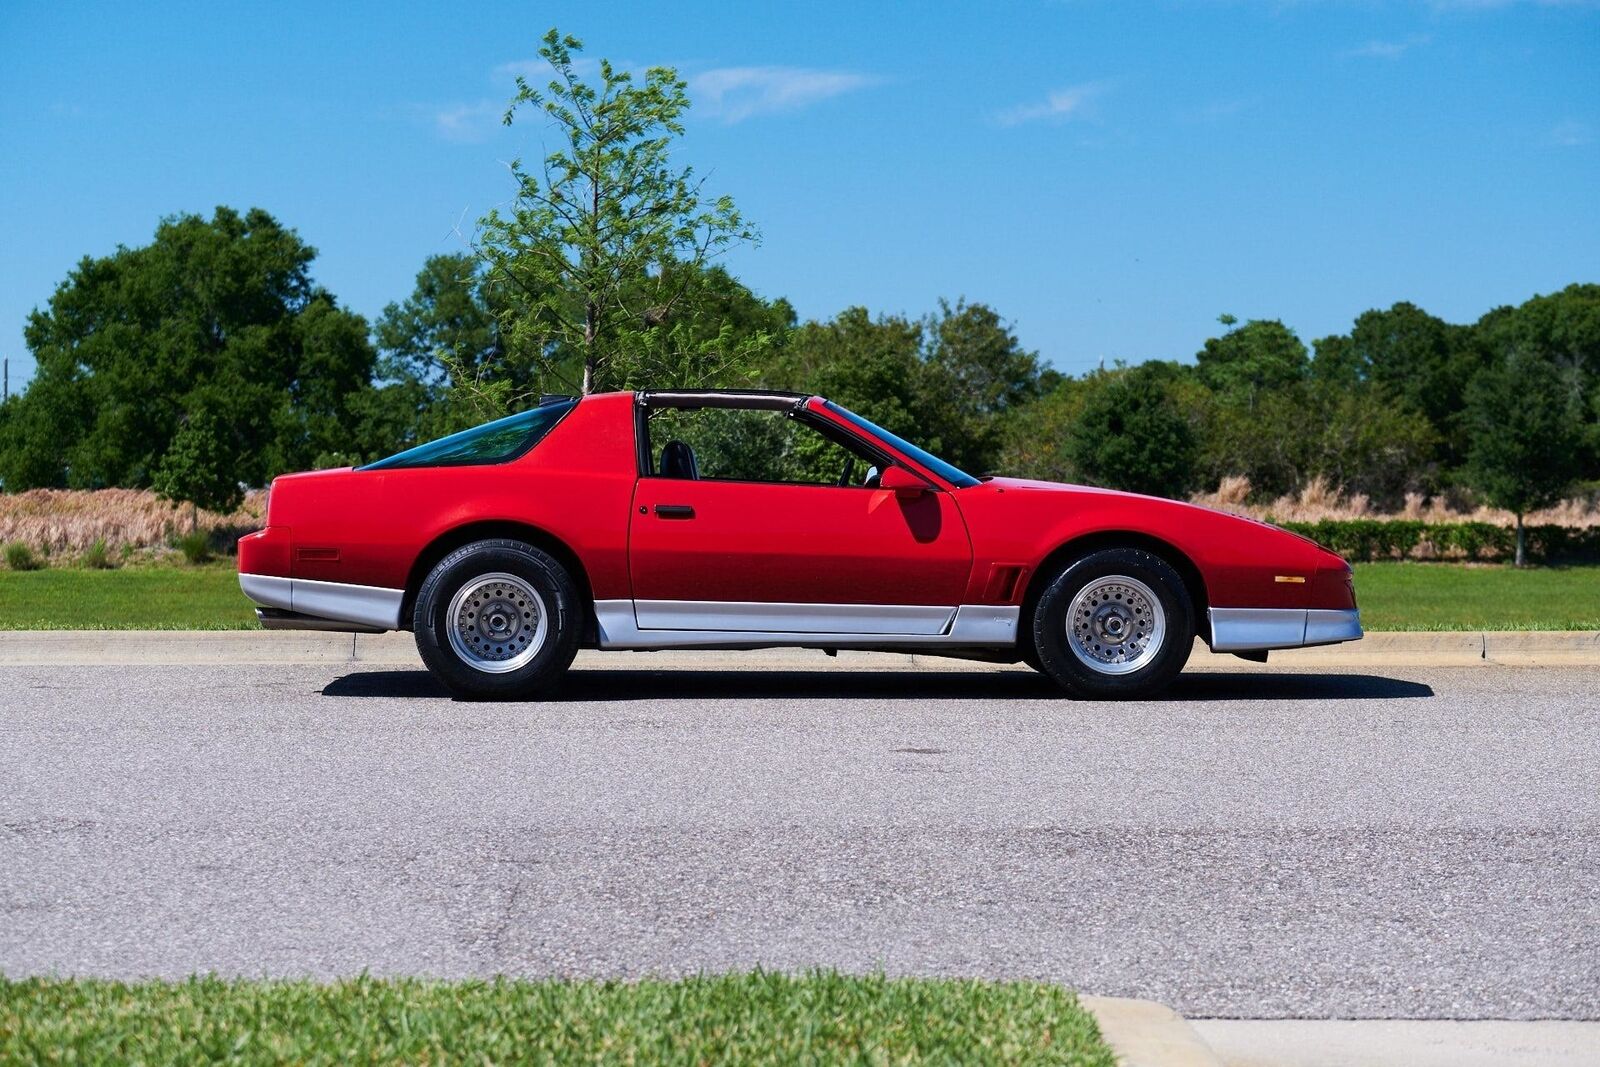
xmin=446 ymin=572 xmax=549 ymax=674
xmin=1065 ymin=574 xmax=1167 ymax=675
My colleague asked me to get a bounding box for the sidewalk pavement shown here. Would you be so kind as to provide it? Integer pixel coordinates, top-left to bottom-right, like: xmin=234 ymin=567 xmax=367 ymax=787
xmin=1190 ymin=1019 xmax=1600 ymax=1067
xmin=0 ymin=628 xmax=1597 ymax=667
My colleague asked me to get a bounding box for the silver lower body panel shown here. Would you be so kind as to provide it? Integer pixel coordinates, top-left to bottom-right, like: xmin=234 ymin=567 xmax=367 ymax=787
xmin=239 ymin=573 xmax=404 ymax=631
xmin=1209 ymin=606 xmax=1362 ymax=652
xmin=256 ymin=608 xmax=385 ymax=634
xmin=596 ymin=599 xmax=1020 ymax=651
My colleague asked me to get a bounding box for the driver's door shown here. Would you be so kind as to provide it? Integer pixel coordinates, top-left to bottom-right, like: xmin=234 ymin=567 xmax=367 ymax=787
xmin=627 ymin=403 xmax=973 ymax=634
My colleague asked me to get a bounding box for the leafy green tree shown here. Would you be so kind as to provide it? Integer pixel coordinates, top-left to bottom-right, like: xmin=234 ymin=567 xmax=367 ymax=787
xmin=762 ymin=307 xmax=932 ymax=477
xmin=1476 ymin=284 xmax=1600 ymax=475
xmin=763 ymin=300 xmax=1041 ymax=476
xmin=1308 ymin=385 xmax=1437 ymax=505
xmin=995 ymin=377 xmax=1092 ymax=483
xmin=921 ymin=300 xmax=1046 ymax=474
xmin=0 ymin=207 xmax=372 ymax=490
xmin=152 ymin=406 xmax=243 ymax=523
xmin=1309 ymin=333 xmax=1362 ymax=387
xmin=1344 ymin=302 xmax=1480 ymax=463
xmin=766 ymin=307 xmax=928 ymax=435
xmin=1464 ymin=347 xmax=1585 ymax=565
xmin=478 ymin=28 xmax=759 ymax=396
xmin=359 ymin=253 xmax=514 ymax=447
xmin=1065 ymin=362 xmax=1199 ymax=498
xmin=1194 ymin=317 xmax=1309 ymax=402
xmin=375 ymin=253 xmax=504 ymax=399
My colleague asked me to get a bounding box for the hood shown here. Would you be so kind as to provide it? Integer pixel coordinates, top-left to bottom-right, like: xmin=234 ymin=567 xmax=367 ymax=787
xmin=981 ymin=475 xmax=1332 ymax=551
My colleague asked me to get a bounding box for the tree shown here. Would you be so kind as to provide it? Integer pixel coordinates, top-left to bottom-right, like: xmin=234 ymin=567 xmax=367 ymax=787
xmin=1194 ymin=317 xmax=1309 ymax=402
xmin=152 ymin=405 xmax=242 ymax=523
xmin=996 ymin=377 xmax=1093 ymax=482
xmin=1344 ymin=302 xmax=1480 ymax=464
xmin=762 ymin=300 xmax=1042 ymax=476
xmin=0 ymin=206 xmax=373 ymax=491
xmin=477 ymin=28 xmax=759 ymax=396
xmin=1464 ymin=347 xmax=1585 ymax=566
xmin=360 ymin=253 xmax=514 ymax=446
xmin=1065 ymin=362 xmax=1199 ymax=499
xmin=921 ymin=300 xmax=1046 ymax=474
xmin=1476 ymin=284 xmax=1600 ymax=475
xmin=375 ymin=253 xmax=504 ymax=399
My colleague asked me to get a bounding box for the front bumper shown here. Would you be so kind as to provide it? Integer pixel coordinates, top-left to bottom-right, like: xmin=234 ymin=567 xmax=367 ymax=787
xmin=1209 ymin=607 xmax=1363 ymax=652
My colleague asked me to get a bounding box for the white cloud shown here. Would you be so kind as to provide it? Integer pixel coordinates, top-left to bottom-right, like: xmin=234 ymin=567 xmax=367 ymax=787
xmin=432 ymin=101 xmax=502 ymax=144
xmin=996 ymin=83 xmax=1106 ymax=127
xmin=1549 ymin=119 xmax=1594 ymax=146
xmin=1341 ymin=34 xmax=1431 ymax=59
xmin=687 ymin=66 xmax=878 ymax=123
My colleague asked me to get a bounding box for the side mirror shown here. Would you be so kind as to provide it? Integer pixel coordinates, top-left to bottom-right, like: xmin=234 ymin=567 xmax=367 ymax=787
xmin=879 ymin=465 xmax=931 ymax=497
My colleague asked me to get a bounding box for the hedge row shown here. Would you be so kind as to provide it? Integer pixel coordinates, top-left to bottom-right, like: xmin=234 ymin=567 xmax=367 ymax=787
xmin=1272 ymin=520 xmax=1600 ymax=563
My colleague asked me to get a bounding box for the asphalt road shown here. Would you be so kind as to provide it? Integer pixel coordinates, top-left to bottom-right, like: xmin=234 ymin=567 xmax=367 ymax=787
xmin=2 ymin=660 xmax=1597 ymax=1020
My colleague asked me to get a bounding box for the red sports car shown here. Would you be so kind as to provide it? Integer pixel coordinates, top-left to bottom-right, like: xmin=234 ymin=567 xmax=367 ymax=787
xmin=238 ymin=390 xmax=1361 ymax=698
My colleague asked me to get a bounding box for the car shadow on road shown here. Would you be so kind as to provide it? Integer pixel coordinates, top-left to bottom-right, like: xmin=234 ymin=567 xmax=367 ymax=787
xmin=320 ymin=669 xmax=1434 ymax=702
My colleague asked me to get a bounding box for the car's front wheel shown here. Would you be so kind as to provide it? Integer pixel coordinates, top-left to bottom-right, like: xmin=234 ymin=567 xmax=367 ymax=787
xmin=413 ymin=539 xmax=582 ymax=699
xmin=1030 ymin=547 xmax=1194 ymax=699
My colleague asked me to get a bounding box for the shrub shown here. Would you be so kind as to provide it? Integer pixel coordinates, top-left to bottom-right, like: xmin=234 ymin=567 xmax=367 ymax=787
xmin=80 ymin=538 xmax=116 ymax=570
xmin=1279 ymin=520 xmax=1600 ymax=563
xmin=4 ymin=542 xmax=43 ymax=571
xmin=174 ymin=530 xmax=213 ymax=565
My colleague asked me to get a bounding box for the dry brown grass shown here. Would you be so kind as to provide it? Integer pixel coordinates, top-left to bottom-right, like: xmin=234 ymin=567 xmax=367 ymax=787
xmin=1191 ymin=476 xmax=1600 ymax=527
xmin=0 ymin=488 xmax=266 ymax=563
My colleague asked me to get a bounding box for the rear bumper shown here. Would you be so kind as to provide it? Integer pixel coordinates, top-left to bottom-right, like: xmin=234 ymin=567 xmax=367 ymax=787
xmin=239 ymin=573 xmax=404 ymax=632
xmin=1209 ymin=607 xmax=1363 ymax=652
xmin=256 ymin=608 xmax=385 ymax=634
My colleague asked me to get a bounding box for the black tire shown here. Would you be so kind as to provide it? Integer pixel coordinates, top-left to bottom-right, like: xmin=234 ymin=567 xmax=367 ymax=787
xmin=1030 ymin=547 xmax=1194 ymax=699
xmin=413 ymin=539 xmax=582 ymax=699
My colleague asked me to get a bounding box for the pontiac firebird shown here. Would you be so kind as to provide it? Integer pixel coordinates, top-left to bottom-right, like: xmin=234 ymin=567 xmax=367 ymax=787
xmin=238 ymin=390 xmax=1361 ymax=699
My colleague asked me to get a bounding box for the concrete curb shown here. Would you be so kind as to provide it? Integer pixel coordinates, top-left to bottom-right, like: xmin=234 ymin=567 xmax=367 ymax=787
xmin=1081 ymin=996 xmax=1224 ymax=1067
xmin=0 ymin=628 xmax=1598 ymax=668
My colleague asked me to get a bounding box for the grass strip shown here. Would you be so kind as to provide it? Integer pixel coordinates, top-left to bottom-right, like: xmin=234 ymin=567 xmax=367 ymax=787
xmin=0 ymin=563 xmax=257 ymax=630
xmin=1352 ymin=561 xmax=1600 ymax=631
xmin=0 ymin=971 xmax=1114 ymax=1066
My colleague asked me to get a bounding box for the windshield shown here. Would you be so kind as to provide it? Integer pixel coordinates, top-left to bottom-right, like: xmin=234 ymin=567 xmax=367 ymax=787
xmin=823 ymin=400 xmax=980 ymax=488
xmin=361 ymin=398 xmax=577 ymax=470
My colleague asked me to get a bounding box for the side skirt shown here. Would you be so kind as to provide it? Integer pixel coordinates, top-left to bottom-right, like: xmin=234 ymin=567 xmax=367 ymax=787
xmin=595 ymin=600 xmax=1020 ymax=651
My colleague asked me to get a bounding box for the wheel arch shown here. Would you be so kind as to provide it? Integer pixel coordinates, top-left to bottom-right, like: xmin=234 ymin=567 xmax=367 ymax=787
xmin=401 ymin=521 xmax=596 ymax=641
xmin=1022 ymin=530 xmax=1211 ymax=643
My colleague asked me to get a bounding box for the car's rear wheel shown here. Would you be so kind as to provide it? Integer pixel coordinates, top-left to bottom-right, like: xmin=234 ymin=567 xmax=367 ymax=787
xmin=414 ymin=539 xmax=581 ymax=699
xmin=1030 ymin=547 xmax=1194 ymax=699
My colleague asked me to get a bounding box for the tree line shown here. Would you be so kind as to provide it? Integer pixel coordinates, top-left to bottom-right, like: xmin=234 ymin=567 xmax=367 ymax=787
xmin=0 ymin=29 xmax=1595 ymax=565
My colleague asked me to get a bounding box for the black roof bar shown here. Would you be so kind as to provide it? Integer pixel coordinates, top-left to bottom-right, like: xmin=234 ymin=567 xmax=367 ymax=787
xmin=637 ymin=389 xmax=809 ymax=411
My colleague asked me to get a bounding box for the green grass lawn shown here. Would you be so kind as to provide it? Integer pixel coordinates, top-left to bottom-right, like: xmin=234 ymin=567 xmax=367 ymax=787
xmin=1353 ymin=561 xmax=1600 ymax=631
xmin=0 ymin=562 xmax=257 ymax=630
xmin=0 ymin=972 xmax=1113 ymax=1067
xmin=2 ymin=559 xmax=1598 ymax=632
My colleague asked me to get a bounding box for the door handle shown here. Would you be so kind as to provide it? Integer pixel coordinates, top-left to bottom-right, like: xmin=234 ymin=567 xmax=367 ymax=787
xmin=655 ymin=504 xmax=695 ymax=519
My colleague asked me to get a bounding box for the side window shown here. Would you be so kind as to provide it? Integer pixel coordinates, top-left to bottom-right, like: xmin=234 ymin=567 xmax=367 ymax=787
xmin=647 ymin=407 xmax=881 ymax=486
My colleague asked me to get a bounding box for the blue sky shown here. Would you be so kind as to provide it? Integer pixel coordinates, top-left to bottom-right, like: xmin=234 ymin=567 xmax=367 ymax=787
xmin=1 ymin=1 xmax=1596 ymax=390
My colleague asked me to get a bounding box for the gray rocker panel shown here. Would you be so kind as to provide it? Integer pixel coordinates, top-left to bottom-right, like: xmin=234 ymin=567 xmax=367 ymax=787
xmin=632 ymin=599 xmax=958 ymax=635
xmin=597 ymin=600 xmax=1019 ymax=650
